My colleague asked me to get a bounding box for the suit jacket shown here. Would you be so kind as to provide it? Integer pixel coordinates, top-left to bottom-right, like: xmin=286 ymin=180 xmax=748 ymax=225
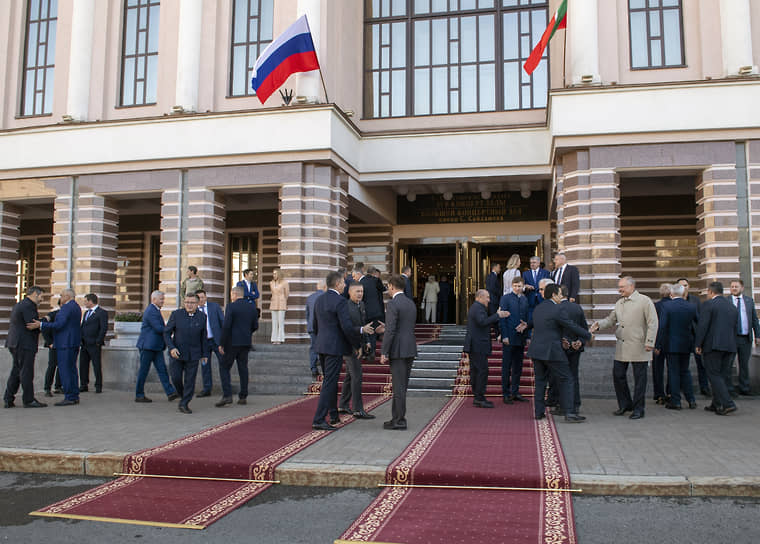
xmin=137 ymin=304 xmax=166 ymax=351
xmin=5 ymin=297 xmax=40 ymax=351
xmin=219 ymin=298 xmax=258 ymax=348
xmin=438 ymin=281 xmax=452 ymax=302
xmin=526 ymin=300 xmax=591 ymax=362
xmin=653 ymin=297 xmax=672 ymax=348
xmin=347 ymin=299 xmax=370 ymax=348
xmin=695 ymin=296 xmax=738 ymax=354
xmin=305 ymin=289 xmax=324 ymax=334
xmin=382 ymin=293 xmax=417 ymax=359
xmin=485 ymin=272 xmax=501 ymax=305
xmin=560 ymin=299 xmax=589 ymax=353
xmin=402 ymin=274 xmax=413 ymax=300
xmin=313 ymin=289 xmax=361 ymax=356
xmin=498 ymin=293 xmax=529 ymax=346
xmin=522 ymin=268 xmax=550 ymax=307
xmin=199 ymin=301 xmax=224 ymax=342
xmin=342 ymin=275 xmax=353 ymax=298
xmin=81 ymin=306 xmax=108 ymax=346
xmin=656 ymin=298 xmax=697 ymax=354
xmin=727 ymin=294 xmax=760 ymax=341
xmin=360 ymin=275 xmax=386 ymax=321
xmin=42 ymin=308 xmax=59 ymax=348
xmin=236 ymin=279 xmax=259 ymax=306
xmin=553 ymin=264 xmax=580 ymax=301
xmin=464 ymin=302 xmax=500 ymax=355
xmin=41 ymin=299 xmax=81 ymax=349
xmin=164 ymin=309 xmax=209 ymax=362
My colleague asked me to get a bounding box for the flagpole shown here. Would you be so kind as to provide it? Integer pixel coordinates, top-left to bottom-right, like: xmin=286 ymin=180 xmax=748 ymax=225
xmin=303 ymin=13 xmax=329 ymax=103
xmin=317 ymin=66 xmax=330 ymax=104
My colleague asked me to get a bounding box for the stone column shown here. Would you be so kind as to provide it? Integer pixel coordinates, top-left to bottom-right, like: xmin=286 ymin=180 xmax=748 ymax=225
xmin=278 ymin=164 xmax=348 ymax=342
xmin=749 ymin=141 xmax=760 ymax=299
xmin=556 ymin=150 xmax=620 ymax=343
xmin=296 ymin=0 xmax=322 ymax=102
xmin=73 ymin=193 xmax=118 ymax=311
xmin=158 ymin=178 xmax=187 ymax=311
xmin=719 ymin=0 xmax=757 ymax=76
xmin=0 ymin=203 xmax=21 ymax=340
xmin=185 ymin=188 xmax=226 ymax=302
xmin=175 ymin=0 xmax=203 ymax=112
xmin=50 ymin=181 xmax=77 ymax=295
xmin=567 ymin=0 xmax=600 ymax=85
xmin=696 ymin=165 xmax=741 ymax=286
xmin=66 ymin=0 xmax=96 ymax=121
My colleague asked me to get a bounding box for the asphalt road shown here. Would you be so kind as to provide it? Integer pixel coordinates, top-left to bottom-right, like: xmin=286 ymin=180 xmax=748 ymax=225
xmin=2 ymin=473 xmax=760 ymax=543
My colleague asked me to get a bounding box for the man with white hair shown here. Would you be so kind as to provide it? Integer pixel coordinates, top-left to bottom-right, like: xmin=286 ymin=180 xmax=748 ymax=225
xmin=135 ymin=290 xmax=178 ymax=403
xmin=590 ymin=277 xmax=658 ymax=420
xmin=522 ymin=256 xmax=550 ymax=320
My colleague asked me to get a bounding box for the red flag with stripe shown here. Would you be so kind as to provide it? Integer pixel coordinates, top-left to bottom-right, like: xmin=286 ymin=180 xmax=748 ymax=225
xmin=524 ymin=0 xmax=567 ymax=75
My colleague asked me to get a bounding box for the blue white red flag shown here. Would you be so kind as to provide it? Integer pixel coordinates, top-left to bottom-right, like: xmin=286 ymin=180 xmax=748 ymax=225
xmin=250 ymin=15 xmax=320 ymax=104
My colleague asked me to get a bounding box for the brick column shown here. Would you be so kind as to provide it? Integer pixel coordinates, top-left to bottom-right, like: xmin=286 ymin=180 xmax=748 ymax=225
xmin=185 ymin=188 xmax=226 ymax=303
xmin=0 ymin=203 xmax=21 ymax=340
xmin=556 ymin=151 xmax=621 ymax=337
xmin=51 ymin=190 xmax=76 ymax=296
xmin=749 ymin=141 xmax=760 ymax=299
xmin=697 ymin=164 xmax=740 ymax=286
xmin=158 ymin=184 xmax=186 ymax=310
xmin=278 ymin=165 xmax=348 ymax=342
xmin=73 ymin=193 xmax=118 ymax=311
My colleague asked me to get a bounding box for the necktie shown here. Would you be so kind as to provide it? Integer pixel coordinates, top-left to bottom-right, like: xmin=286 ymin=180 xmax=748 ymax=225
xmin=533 ymin=270 xmax=537 ymax=283
xmin=556 ymin=266 xmax=564 ymax=285
xmin=85 ymin=310 xmax=92 ymax=321
xmin=736 ymin=297 xmax=745 ymax=334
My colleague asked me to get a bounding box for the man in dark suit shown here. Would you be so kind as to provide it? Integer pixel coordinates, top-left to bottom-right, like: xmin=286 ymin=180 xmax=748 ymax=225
xmin=305 ymin=282 xmax=325 ymax=380
xmin=33 ymin=288 xmax=82 ymax=406
xmin=42 ymin=298 xmax=62 ymax=397
xmin=485 ymin=263 xmax=502 ymax=315
xmin=236 ymin=268 xmax=260 ymax=307
xmin=4 ymin=286 xmax=46 ymax=408
xmin=135 ymin=290 xmax=178 ymax=403
xmin=438 ymin=275 xmax=452 ymax=324
xmin=312 ymin=271 xmax=370 ymax=430
xmin=656 ymin=283 xmax=697 ymax=410
xmin=559 ymin=285 xmax=590 ymax=415
xmin=216 ymin=285 xmax=258 ymax=407
xmin=380 ymin=275 xmax=416 ymax=429
xmin=498 ymin=276 xmax=529 ymax=404
xmin=679 ymin=278 xmax=710 ymax=396
xmin=527 ymin=284 xmax=591 ymax=422
xmin=695 ymin=282 xmax=738 ymax=416
xmin=196 ymin=290 xmax=224 ymax=398
xmin=400 ymin=266 xmax=413 ymax=300
xmin=728 ymin=279 xmax=760 ymax=395
xmin=652 ymin=283 xmax=673 ymax=404
xmin=339 ymin=283 xmax=375 ymax=419
xmin=551 ymin=252 xmax=580 ymax=303
xmin=464 ymin=289 xmax=510 ymax=408
xmin=164 ymin=293 xmax=209 ymax=414
xmin=361 ymin=265 xmax=386 ymax=362
xmin=339 ymin=266 xmax=353 ymax=298
xmin=79 ymin=293 xmax=108 ymax=393
xmin=523 ymin=256 xmax=550 ymax=320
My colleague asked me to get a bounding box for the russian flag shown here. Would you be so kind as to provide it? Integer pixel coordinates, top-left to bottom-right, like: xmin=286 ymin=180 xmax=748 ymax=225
xmin=250 ymin=15 xmax=320 ymax=104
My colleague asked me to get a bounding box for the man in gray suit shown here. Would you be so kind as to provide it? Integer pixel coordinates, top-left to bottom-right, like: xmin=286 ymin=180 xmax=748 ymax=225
xmin=380 ymin=274 xmax=417 ymax=430
xmin=728 ymin=279 xmax=760 ymax=395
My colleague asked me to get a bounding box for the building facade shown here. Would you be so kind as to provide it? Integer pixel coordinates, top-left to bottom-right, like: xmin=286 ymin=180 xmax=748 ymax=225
xmin=0 ymin=0 xmax=758 ymax=344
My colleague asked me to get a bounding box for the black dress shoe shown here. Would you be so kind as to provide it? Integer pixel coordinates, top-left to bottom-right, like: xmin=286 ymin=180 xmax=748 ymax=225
xmin=215 ymin=397 xmax=233 ymax=407
xmin=723 ymin=405 xmax=737 ymax=414
xmin=564 ymin=414 xmax=586 ymax=423
xmin=329 ymin=416 xmax=341 ymax=425
xmin=55 ymin=399 xmax=78 ymax=406
xmin=178 ymin=404 xmax=193 ymax=414
xmin=512 ymin=394 xmax=528 ymax=402
xmin=629 ymin=412 xmax=645 ymax=420
xmin=4 ymin=400 xmax=14 ymax=408
xmin=53 ymin=388 xmax=63 ymax=394
xmin=480 ymin=400 xmax=494 ymax=408
xmin=700 ymin=388 xmax=712 ymax=397
xmin=551 ymin=408 xmax=566 ymax=416
xmin=337 ymin=408 xmax=352 ymax=414
xmin=503 ymin=396 xmax=513 ymax=405
xmin=135 ymin=396 xmax=153 ymax=403
xmin=44 ymin=391 xmax=53 ymax=398
xmin=665 ymin=403 xmax=682 ymax=410
xmin=95 ymin=388 xmax=102 ymax=394
xmin=24 ymin=400 xmax=47 ymax=408
xmin=383 ymin=420 xmax=407 ymax=430
xmin=739 ymin=390 xmax=756 ymax=396
xmin=167 ymin=392 xmax=179 ymax=401
xmin=353 ymin=410 xmax=376 ymax=419
xmin=535 ymin=413 xmax=546 ymax=420
xmin=196 ymin=391 xmax=211 ymax=398
xmin=688 ymin=401 xmax=697 ymax=409
xmin=312 ymin=422 xmax=337 ymax=431
xmin=613 ymin=407 xmax=632 ymax=416
xmin=237 ymin=398 xmax=247 ymax=405
xmin=79 ymin=386 xmax=89 ymax=392
xmin=383 ymin=420 xmax=397 ymax=429
xmin=704 ymin=404 xmax=716 ymax=412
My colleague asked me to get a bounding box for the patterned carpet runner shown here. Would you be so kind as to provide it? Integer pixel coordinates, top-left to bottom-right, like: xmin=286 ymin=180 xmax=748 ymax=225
xmin=452 ymin=341 xmax=535 ymax=397
xmin=31 ymin=395 xmax=388 ymax=529
xmin=337 ymin=396 xmax=576 ymax=544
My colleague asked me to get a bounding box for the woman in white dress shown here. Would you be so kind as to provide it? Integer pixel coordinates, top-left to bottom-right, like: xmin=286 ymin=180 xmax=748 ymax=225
xmin=422 ymin=275 xmax=440 ymax=324
xmin=502 ymin=254 xmax=521 ymax=294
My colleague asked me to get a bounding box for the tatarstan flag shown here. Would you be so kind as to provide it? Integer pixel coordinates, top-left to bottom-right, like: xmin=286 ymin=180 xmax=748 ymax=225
xmin=524 ymin=0 xmax=567 ymax=75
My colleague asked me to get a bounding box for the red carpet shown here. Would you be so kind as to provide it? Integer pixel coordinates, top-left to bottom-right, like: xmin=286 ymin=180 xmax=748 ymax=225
xmin=338 ymin=397 xmax=576 ymax=544
xmin=452 ymin=342 xmax=535 ymax=397
xmin=31 ymin=395 xmax=388 ymax=529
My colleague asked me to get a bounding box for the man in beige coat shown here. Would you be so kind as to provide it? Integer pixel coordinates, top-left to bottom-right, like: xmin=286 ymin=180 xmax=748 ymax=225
xmin=590 ymin=277 xmax=658 ymax=420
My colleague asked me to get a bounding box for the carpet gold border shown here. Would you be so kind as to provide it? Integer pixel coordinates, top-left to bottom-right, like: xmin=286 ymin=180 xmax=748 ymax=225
xmin=112 ymin=473 xmax=279 ymax=484
xmin=29 ymin=511 xmax=205 ymax=530
xmin=379 ymin=483 xmax=582 ymax=493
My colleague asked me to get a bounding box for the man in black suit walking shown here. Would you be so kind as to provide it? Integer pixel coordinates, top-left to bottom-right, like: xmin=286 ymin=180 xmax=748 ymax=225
xmin=215 ymin=286 xmax=258 ymax=407
xmin=42 ymin=299 xmax=62 ymax=397
xmin=464 ymin=289 xmax=510 ymax=408
xmin=361 ymin=265 xmax=386 ymax=363
xmin=400 ymin=266 xmax=413 ymax=300
xmin=79 ymin=293 xmax=108 ymax=393
xmin=312 ymin=271 xmax=372 ymax=431
xmin=527 ymin=284 xmax=591 ymax=422
xmin=695 ymin=282 xmax=738 ymax=416
xmin=559 ymin=285 xmax=589 ymax=415
xmin=4 ymin=286 xmax=46 ymax=408
xmin=551 ymin=252 xmax=580 ymax=303
xmin=339 ymin=284 xmax=376 ymax=419
xmin=164 ymin=293 xmax=209 ymax=414
xmin=679 ymin=278 xmax=710 ymax=396
xmin=728 ymin=279 xmax=760 ymax=395
xmin=380 ymin=275 xmax=417 ymax=429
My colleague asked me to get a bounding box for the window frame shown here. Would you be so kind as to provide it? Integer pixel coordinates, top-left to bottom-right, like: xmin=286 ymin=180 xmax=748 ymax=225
xmin=627 ymin=0 xmax=686 ymax=71
xmin=228 ymin=0 xmax=275 ymax=98
xmin=19 ymin=0 xmax=58 ymax=118
xmin=118 ymin=0 xmax=161 ymax=108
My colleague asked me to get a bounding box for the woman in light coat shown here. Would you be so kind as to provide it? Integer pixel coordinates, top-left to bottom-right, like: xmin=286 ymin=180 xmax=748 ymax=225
xmin=269 ymin=269 xmax=289 ymax=344
xmin=422 ymin=275 xmax=440 ymax=324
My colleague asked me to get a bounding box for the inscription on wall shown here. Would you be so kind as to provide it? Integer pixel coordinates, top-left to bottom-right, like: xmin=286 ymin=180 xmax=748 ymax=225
xmin=397 ymin=191 xmax=548 ymax=224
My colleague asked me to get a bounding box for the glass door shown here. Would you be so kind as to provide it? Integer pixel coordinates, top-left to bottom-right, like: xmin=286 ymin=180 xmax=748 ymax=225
xmin=229 ymin=234 xmax=259 ymax=302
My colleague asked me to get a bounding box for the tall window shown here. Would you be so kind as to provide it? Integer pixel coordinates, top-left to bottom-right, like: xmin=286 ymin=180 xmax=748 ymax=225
xmin=364 ymin=0 xmax=549 ymax=118
xmin=628 ymin=0 xmax=684 ymax=69
xmin=21 ymin=0 xmax=58 ymax=116
xmin=230 ymin=0 xmax=274 ymax=97
xmin=120 ymin=0 xmax=160 ymax=106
